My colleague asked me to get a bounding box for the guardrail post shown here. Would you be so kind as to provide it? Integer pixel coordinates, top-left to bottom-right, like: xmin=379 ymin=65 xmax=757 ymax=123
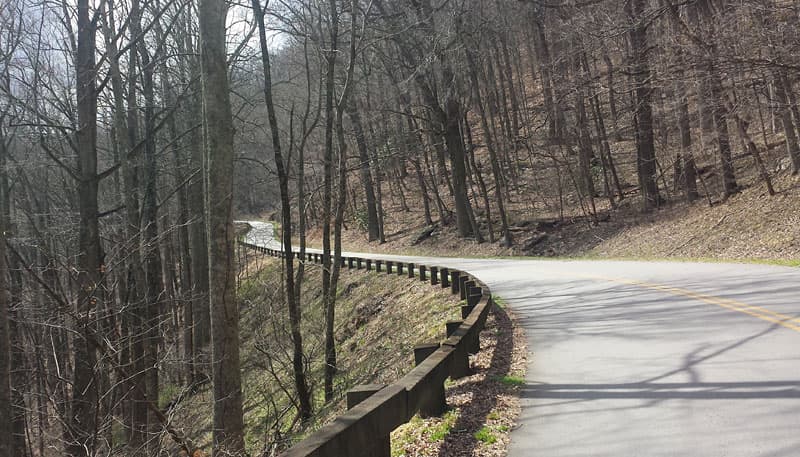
xmin=459 ymin=303 xmax=480 ymax=355
xmin=419 ymin=265 xmax=427 ymax=281
xmin=413 ymin=343 xmax=446 ymax=417
xmin=386 ymin=261 xmax=393 ymax=274
xmin=446 ymin=320 xmax=462 ymax=337
xmin=445 ymin=320 xmax=472 ymax=378
xmin=397 ymin=262 xmax=404 ymax=275
xmin=430 ymin=266 xmax=439 ymax=285
xmin=450 ymin=271 xmax=460 ymax=295
xmin=366 ymin=259 xmax=372 ymax=271
xmin=460 ymin=278 xmax=473 ymax=300
xmin=407 ymin=263 xmax=415 ymax=278
xmin=440 ymin=268 xmax=450 ymax=288
xmin=376 ymin=260 xmax=382 ymax=272
xmin=468 ymin=287 xmax=482 ymax=307
xmin=356 ymin=258 xmax=362 ymax=269
xmin=348 ymin=257 xmax=354 ymax=269
xmin=346 ymin=385 xmax=391 ymax=457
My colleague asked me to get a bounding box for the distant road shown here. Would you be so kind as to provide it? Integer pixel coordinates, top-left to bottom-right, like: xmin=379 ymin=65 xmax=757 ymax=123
xmin=243 ymin=221 xmax=800 ymax=457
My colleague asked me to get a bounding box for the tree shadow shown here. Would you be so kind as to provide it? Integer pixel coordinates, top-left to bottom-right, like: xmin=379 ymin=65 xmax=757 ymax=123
xmin=437 ymin=303 xmax=515 ymax=456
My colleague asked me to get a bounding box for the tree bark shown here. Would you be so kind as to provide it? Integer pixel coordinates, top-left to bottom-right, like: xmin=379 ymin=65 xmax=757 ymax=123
xmin=133 ymin=6 xmax=162 ymax=450
xmin=67 ymin=0 xmax=101 ymax=453
xmin=252 ymin=0 xmax=312 ymax=421
xmin=321 ymin=0 xmax=339 ymax=403
xmin=463 ymin=37 xmax=512 ymax=246
xmin=345 ymin=101 xmax=380 ymax=241
xmin=774 ymin=73 xmax=800 ymax=173
xmin=0 ymin=122 xmax=13 ymax=457
xmin=198 ymin=0 xmax=246 ymax=453
xmin=628 ymin=0 xmax=660 ymax=211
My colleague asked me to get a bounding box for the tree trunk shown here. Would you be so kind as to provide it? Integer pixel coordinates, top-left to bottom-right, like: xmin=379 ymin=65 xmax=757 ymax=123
xmin=182 ymin=52 xmax=211 ymax=385
xmin=0 ymin=125 xmax=13 ymax=457
xmin=252 ymin=0 xmax=312 ymax=421
xmin=67 ymin=0 xmax=101 ymax=454
xmin=444 ymin=93 xmax=474 ymax=238
xmin=345 ymin=101 xmax=380 ymax=241
xmin=708 ymin=62 xmax=738 ymax=197
xmin=628 ymin=0 xmax=660 ymax=211
xmin=464 ymin=114 xmax=494 ymax=243
xmin=463 ymin=39 xmax=512 ymax=246
xmin=602 ymin=53 xmax=622 ymax=141
xmin=774 ymin=73 xmax=800 ymax=173
xmin=198 ymin=0 xmax=246 ymax=453
xmin=134 ymin=10 xmax=162 ymax=450
xmin=321 ymin=0 xmax=339 ymax=403
xmin=531 ymin=17 xmax=557 ymax=140
xmin=675 ymin=71 xmax=699 ymax=201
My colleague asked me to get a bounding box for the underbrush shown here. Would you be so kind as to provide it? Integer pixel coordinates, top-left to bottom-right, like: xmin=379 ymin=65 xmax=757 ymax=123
xmin=168 ymin=254 xmax=460 ymax=454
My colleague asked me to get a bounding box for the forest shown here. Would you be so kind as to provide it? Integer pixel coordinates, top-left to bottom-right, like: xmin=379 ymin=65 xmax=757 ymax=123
xmin=0 ymin=0 xmax=798 ymax=455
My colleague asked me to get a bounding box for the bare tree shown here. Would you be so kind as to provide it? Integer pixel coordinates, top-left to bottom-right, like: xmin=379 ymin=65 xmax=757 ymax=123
xmin=199 ymin=0 xmax=246 ymax=452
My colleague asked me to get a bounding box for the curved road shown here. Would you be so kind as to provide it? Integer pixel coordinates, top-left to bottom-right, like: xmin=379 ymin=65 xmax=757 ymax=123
xmin=244 ymin=221 xmax=800 ymax=457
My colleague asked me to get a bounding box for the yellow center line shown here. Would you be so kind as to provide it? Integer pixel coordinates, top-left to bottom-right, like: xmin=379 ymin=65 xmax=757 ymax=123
xmin=581 ymin=274 xmax=800 ymax=333
xmin=517 ymin=268 xmax=800 ymax=333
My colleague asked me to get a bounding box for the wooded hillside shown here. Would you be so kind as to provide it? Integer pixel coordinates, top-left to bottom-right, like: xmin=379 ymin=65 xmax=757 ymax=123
xmin=0 ymin=0 xmax=798 ymax=455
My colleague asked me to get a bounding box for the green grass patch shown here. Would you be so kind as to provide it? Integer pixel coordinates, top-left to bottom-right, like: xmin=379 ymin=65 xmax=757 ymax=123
xmin=391 ymin=410 xmax=459 ymax=456
xmin=474 ymin=426 xmax=498 ymax=444
xmin=495 ymin=375 xmax=525 ymax=387
xmin=492 ymin=295 xmax=507 ymax=309
xmin=428 ymin=410 xmax=458 ymax=441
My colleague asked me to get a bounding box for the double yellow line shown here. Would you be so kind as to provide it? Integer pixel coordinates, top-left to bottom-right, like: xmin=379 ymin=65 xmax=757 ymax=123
xmin=584 ymin=274 xmax=800 ymax=333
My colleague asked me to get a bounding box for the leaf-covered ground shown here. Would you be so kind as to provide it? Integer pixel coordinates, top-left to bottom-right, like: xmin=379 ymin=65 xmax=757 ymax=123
xmin=302 ymin=172 xmax=799 ymax=265
xmin=391 ymin=303 xmax=527 ymax=457
xmin=170 ymin=254 xmax=460 ymax=455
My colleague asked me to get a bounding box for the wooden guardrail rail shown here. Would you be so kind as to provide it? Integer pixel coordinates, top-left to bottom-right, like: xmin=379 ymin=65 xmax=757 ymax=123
xmin=239 ymin=242 xmax=494 ymax=457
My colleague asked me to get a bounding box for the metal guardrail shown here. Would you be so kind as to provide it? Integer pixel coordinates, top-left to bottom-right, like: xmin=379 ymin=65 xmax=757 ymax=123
xmin=239 ymin=242 xmax=494 ymax=457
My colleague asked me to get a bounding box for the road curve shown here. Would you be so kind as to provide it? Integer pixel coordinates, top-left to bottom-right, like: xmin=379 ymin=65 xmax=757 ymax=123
xmin=243 ymin=221 xmax=800 ymax=457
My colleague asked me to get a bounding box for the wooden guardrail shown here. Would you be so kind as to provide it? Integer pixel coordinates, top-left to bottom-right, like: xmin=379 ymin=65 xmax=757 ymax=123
xmin=239 ymin=242 xmax=494 ymax=457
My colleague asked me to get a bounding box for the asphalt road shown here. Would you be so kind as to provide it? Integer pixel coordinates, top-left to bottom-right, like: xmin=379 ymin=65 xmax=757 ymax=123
xmin=243 ymin=221 xmax=800 ymax=457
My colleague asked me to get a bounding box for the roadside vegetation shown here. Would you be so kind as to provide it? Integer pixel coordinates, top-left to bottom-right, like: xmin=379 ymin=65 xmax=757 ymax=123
xmin=169 ymin=253 xmax=463 ymax=454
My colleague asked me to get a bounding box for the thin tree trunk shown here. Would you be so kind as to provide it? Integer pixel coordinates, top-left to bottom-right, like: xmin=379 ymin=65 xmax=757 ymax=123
xmin=0 ymin=123 xmax=13 ymax=457
xmin=603 ymin=53 xmax=622 ymax=141
xmin=628 ymin=0 xmax=660 ymax=210
xmin=252 ymin=0 xmax=312 ymax=421
xmin=532 ymin=18 xmax=557 ymax=140
xmin=774 ymin=73 xmax=800 ymax=173
xmin=321 ymin=0 xmax=339 ymax=403
xmin=464 ymin=38 xmax=512 ymax=246
xmin=345 ymin=101 xmax=380 ymax=241
xmin=134 ymin=9 xmax=162 ymax=449
xmin=464 ymin=114 xmax=494 ymax=242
